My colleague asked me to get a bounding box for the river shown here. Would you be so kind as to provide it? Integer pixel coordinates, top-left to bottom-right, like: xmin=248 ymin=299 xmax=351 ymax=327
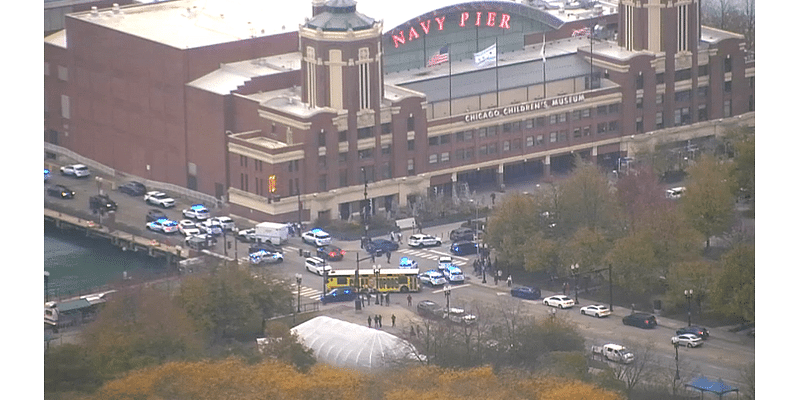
xmin=44 ymin=222 xmax=172 ymax=301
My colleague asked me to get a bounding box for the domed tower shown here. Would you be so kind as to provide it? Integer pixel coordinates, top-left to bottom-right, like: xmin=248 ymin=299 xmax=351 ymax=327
xmin=299 ymin=0 xmax=384 ymax=111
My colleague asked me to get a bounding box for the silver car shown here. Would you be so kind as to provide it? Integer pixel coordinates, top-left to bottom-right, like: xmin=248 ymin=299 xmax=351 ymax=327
xmin=671 ymin=333 xmax=703 ymax=348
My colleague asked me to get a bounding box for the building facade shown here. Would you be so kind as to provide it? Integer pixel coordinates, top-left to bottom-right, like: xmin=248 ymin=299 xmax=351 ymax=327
xmin=44 ymin=0 xmax=755 ymax=224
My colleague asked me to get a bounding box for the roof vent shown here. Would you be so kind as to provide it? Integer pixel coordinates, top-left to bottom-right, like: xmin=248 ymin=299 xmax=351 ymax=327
xmin=112 ymin=3 xmax=120 ymax=14
xmin=91 ymin=6 xmax=98 ymax=16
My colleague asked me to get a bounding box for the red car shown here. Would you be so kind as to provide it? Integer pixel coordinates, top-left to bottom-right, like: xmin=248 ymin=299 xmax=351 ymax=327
xmin=316 ymin=245 xmax=345 ymax=261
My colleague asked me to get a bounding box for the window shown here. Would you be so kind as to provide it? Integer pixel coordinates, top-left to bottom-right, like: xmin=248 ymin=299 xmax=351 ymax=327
xmin=358 ymin=47 xmax=370 ymax=109
xmin=698 ymin=86 xmax=708 ymax=98
xmin=339 ymin=130 xmax=348 ymax=142
xmin=609 ymin=104 xmax=619 ymax=113
xmin=318 ymin=130 xmax=326 ymax=146
xmin=636 ymin=97 xmax=643 ymax=109
xmin=572 ymin=110 xmax=581 ymax=121
xmin=381 ymin=163 xmax=392 ymax=179
xmin=57 ymin=65 xmax=68 ymax=81
xmin=698 ymin=104 xmax=707 ymax=121
xmin=573 ymin=128 xmax=582 ymax=139
xmin=559 ymin=113 xmax=568 ymax=123
xmin=381 ymin=123 xmax=392 ymax=135
xmin=699 ymin=65 xmax=708 ymax=76
xmin=583 ymin=126 xmax=591 ymax=137
xmin=609 ymin=120 xmax=618 ymax=132
xmin=655 ymin=112 xmax=664 ymax=129
xmin=407 ymin=139 xmax=415 ymax=151
xmin=674 ymin=107 xmax=691 ymax=125
xmin=636 ymin=73 xmax=644 ymax=89
xmin=240 ymin=155 xmax=248 ymax=167
xmin=357 ymin=126 xmax=374 ymax=139
xmin=477 ymin=127 xmax=487 ymax=138
xmin=486 ymin=126 xmax=497 ymax=137
xmin=503 ymin=122 xmax=512 ymax=133
xmin=428 ymin=136 xmax=439 ymax=146
xmin=724 ymin=80 xmax=732 ymax=92
xmin=525 ymin=119 xmax=534 ymax=129
xmin=318 ymin=156 xmax=326 ymax=168
xmin=549 ymin=132 xmax=557 ymax=143
xmin=549 ymin=114 xmax=557 ymax=124
xmin=675 ymin=90 xmax=692 ymax=102
xmin=582 ymin=108 xmax=591 ymax=119
xmin=381 ymin=144 xmax=391 ymax=155
xmin=656 ymin=73 xmax=664 ymax=84
xmin=339 ymin=152 xmax=348 ymax=163
xmin=675 ymin=68 xmax=692 ymax=81
xmin=503 ymin=141 xmax=510 ymax=151
xmin=358 ymin=148 xmax=373 ymax=159
xmin=526 ymin=136 xmax=534 ymax=147
xmin=407 ymin=115 xmax=415 ymax=131
xmin=596 ymin=105 xmax=608 ymax=115
xmin=724 ymin=100 xmax=731 ymax=117
xmin=536 ymin=135 xmax=543 ymax=146
xmin=479 ymin=145 xmax=488 ymax=155
xmin=597 ymin=122 xmax=607 ymax=135
xmin=558 ymin=130 xmax=567 ymax=143
xmin=440 ymin=152 xmax=450 ymax=162
xmin=656 ymin=93 xmax=663 ymax=105
xmin=407 ymin=159 xmax=415 ymax=175
xmin=339 ymin=170 xmax=348 ymax=187
xmin=288 ymin=160 xmax=299 ymax=172
xmin=724 ymin=56 xmax=732 ymax=73
xmin=536 ymin=117 xmax=546 ymax=127
xmin=319 ymin=175 xmax=327 ymax=192
xmin=440 ymin=134 xmax=451 ymax=144
xmin=487 ymin=143 xmax=497 ymax=154
xmin=636 ymin=117 xmax=643 ymax=133
xmin=61 ymin=95 xmax=70 ymax=119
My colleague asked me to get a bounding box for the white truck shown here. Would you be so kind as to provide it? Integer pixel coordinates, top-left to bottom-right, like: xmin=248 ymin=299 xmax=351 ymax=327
xmin=591 ymin=343 xmax=634 ymax=364
xmin=253 ymin=222 xmax=289 ymax=245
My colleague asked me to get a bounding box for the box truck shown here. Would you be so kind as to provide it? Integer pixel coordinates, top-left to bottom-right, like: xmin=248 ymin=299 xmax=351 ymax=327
xmin=254 ymin=222 xmax=289 ymax=245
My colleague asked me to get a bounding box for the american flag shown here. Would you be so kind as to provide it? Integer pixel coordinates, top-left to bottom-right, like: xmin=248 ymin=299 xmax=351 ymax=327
xmin=427 ymin=45 xmax=450 ymax=67
xmin=571 ymin=27 xmax=591 ymax=37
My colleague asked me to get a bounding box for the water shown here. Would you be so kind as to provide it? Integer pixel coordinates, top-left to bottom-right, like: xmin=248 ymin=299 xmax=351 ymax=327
xmin=44 ymin=222 xmax=171 ymax=301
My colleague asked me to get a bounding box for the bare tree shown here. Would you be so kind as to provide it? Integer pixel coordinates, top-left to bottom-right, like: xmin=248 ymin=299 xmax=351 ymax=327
xmin=610 ymin=341 xmax=659 ymax=397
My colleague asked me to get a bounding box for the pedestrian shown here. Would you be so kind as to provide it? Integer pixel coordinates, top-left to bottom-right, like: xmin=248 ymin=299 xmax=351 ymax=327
xmin=386 ymin=251 xmax=391 ymax=263
xmin=371 ymin=253 xmax=376 ymax=263
xmin=379 ymin=292 xmax=383 ymax=306
xmin=377 ymin=314 xmax=382 ymax=328
xmin=367 ymin=315 xmax=372 ymax=328
xmin=367 ymin=292 xmax=371 ymax=306
xmin=491 ymin=192 xmax=496 ymax=205
xmin=360 ymin=295 xmax=365 ymax=308
xmin=562 ymin=282 xmax=567 ymax=295
xmin=407 ymin=294 xmax=412 ymax=307
xmin=385 ymin=293 xmax=390 ymax=305
xmin=494 ymin=273 xmax=499 ymax=285
xmin=391 ymin=314 xmax=396 ymax=327
xmin=390 ymin=231 xmax=396 ymax=242
xmin=397 ymin=232 xmax=402 ymax=244
xmin=507 ymin=275 xmax=513 ymax=287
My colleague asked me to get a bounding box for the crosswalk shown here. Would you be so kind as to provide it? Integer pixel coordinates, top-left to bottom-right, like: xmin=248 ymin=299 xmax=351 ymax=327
xmin=395 ymin=248 xmax=472 ymax=268
xmin=252 ymin=275 xmax=325 ymax=302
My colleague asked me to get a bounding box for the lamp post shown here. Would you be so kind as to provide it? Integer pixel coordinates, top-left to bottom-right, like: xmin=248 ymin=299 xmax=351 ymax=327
xmin=570 ymin=263 xmax=580 ymax=304
xmin=373 ymin=264 xmax=381 ymax=292
xmin=295 ymin=273 xmax=302 ymax=314
xmin=444 ymin=284 xmax=452 ymax=318
xmin=362 ymin=167 xmax=369 ymax=241
xmin=674 ymin=342 xmax=680 ymax=381
xmin=684 ymin=289 xmax=694 ymax=326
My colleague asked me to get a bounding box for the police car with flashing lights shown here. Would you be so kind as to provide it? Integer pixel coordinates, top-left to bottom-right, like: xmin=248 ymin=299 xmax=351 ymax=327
xmin=182 ymin=204 xmax=210 ymax=220
xmin=437 ymin=256 xmax=454 ymax=270
xmin=249 ymin=249 xmax=284 ymax=265
xmin=419 ymin=270 xmax=448 ymax=286
xmin=399 ymin=256 xmax=418 ymax=269
xmin=44 ymin=169 xmax=51 ymax=181
xmin=144 ymin=191 xmax=176 ymax=208
xmin=198 ymin=219 xmax=223 ymax=235
xmin=443 ymin=266 xmax=465 ymax=283
xmin=302 ymin=228 xmax=332 ymax=246
xmin=146 ymin=218 xmax=179 ymax=234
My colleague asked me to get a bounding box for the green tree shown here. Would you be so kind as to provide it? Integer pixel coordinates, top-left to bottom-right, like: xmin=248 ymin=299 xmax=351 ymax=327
xmin=559 ymin=158 xmax=620 ymax=235
xmin=485 ymin=192 xmax=540 ymax=268
xmin=711 ymin=243 xmax=755 ymax=322
xmin=260 ymin=322 xmax=316 ymax=372
xmin=563 ymin=227 xmax=611 ymax=276
xmin=682 ymin=155 xmax=736 ymax=247
xmin=604 ymin=232 xmax=659 ymax=295
xmin=176 ymin=266 xmax=293 ymax=343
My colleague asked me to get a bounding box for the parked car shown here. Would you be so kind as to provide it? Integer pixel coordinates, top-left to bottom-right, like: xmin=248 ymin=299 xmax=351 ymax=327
xmin=442 ymin=266 xmax=464 ymax=283
xmin=60 ymin=164 xmax=90 ymax=178
xmin=178 ymin=220 xmax=201 ymax=236
xmin=580 ymin=304 xmax=611 ymax=318
xmin=302 ymin=228 xmax=332 ymax=246
xmin=437 ymin=256 xmax=454 ymax=270
xmin=407 ymin=233 xmax=442 ymax=248
xmin=198 ymin=219 xmax=223 ymax=235
xmin=316 ymin=245 xmax=345 ymax=261
xmin=510 ymin=286 xmax=541 ymax=300
xmin=236 ymin=228 xmax=256 ymax=242
xmin=542 ymin=295 xmax=575 ymax=309
xmin=320 ymin=287 xmax=357 ymax=304
xmin=184 ymin=234 xmax=216 ymax=250
xmin=45 ymin=169 xmax=51 ymax=181
xmin=417 ymin=300 xmax=442 ymax=318
xmin=182 ymin=204 xmax=210 ymax=220
xmin=622 ymin=312 xmax=658 ymax=329
xmin=89 ymin=194 xmax=117 ymax=213
xmin=146 ymin=218 xmax=179 ymax=234
xmin=450 ymin=241 xmax=478 ymax=256
xmin=146 ymin=209 xmax=168 ymax=222
xmin=449 ymin=227 xmax=475 ymax=242
xmin=676 ymin=326 xmax=710 ymax=339
xmin=118 ymin=181 xmax=147 ymax=196
xmin=144 ymin=191 xmax=176 ymax=208
xmin=210 ymin=216 xmax=235 ymax=231
xmin=305 ymin=256 xmax=331 ymax=276
xmin=46 ymin=184 xmax=75 ymax=199
xmin=364 ymin=238 xmax=399 ymax=255
xmin=671 ymin=333 xmax=703 ymax=348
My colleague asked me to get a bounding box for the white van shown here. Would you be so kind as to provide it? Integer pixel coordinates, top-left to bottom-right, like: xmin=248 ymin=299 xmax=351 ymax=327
xmin=665 ymin=187 xmax=686 ymax=199
xmin=254 ymin=222 xmax=290 ymax=245
xmin=443 ymin=266 xmax=465 ymax=283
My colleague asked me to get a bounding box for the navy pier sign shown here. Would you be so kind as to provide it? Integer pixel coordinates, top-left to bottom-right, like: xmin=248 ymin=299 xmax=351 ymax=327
xmin=464 ymin=94 xmax=586 ymax=123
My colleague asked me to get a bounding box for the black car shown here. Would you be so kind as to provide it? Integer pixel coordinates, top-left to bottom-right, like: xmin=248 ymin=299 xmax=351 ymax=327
xmin=316 ymin=245 xmax=345 ymax=261
xmin=249 ymin=242 xmax=280 ymax=254
xmin=89 ymin=194 xmax=117 ymax=213
xmin=118 ymin=181 xmax=147 ymax=196
xmin=416 ymin=300 xmax=442 ymax=318
xmin=320 ymin=287 xmax=357 ymax=304
xmin=449 ymin=227 xmax=475 ymax=242
xmin=450 ymin=241 xmax=478 ymax=256
xmin=676 ymin=325 xmax=710 ymax=339
xmin=146 ymin=209 xmax=168 ymax=222
xmin=364 ymin=239 xmax=399 ymax=255
xmin=510 ymin=286 xmax=541 ymax=300
xmin=622 ymin=312 xmax=658 ymax=329
xmin=47 ymin=184 xmax=75 ymax=199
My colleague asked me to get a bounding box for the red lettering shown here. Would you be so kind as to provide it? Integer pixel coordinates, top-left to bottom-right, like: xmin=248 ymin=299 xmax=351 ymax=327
xmin=487 ymin=12 xmax=496 ymax=27
xmin=408 ymin=27 xmax=420 ymax=41
xmin=459 ymin=12 xmax=469 ymax=27
xmin=392 ymin=31 xmax=405 ymax=48
xmin=475 ymin=12 xmax=482 ymax=26
xmin=419 ymin=20 xmax=431 ymax=34
xmin=499 ymin=13 xmax=511 ymax=29
xmin=435 ymin=16 xmax=446 ymax=31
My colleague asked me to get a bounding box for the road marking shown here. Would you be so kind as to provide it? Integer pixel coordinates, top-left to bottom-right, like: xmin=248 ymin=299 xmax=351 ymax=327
xmin=430 ymin=284 xmax=471 ymax=293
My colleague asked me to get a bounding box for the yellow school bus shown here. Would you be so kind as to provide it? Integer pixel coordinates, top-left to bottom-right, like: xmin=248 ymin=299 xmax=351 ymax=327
xmin=325 ymin=268 xmax=420 ymax=293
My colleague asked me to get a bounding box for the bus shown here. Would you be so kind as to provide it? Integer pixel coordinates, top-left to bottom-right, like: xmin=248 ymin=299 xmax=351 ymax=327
xmin=325 ymin=268 xmax=420 ymax=293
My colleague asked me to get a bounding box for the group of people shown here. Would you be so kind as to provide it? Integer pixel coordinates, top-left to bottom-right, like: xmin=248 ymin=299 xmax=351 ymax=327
xmin=389 ymin=231 xmax=403 ymax=243
xmin=359 ymin=290 xmax=392 ymax=307
xmin=287 ymin=223 xmax=303 ymax=237
xmin=367 ymin=313 xmax=396 ymax=328
xmin=472 ymin=258 xmax=512 ymax=286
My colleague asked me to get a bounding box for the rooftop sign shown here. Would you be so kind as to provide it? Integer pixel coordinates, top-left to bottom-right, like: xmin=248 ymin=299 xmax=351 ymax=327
xmin=391 ymin=11 xmax=512 ymax=48
xmin=464 ymin=94 xmax=586 ymax=123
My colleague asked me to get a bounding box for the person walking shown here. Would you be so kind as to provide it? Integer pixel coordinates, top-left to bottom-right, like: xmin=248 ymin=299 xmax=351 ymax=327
xmin=367 ymin=315 xmax=372 ymax=328
xmin=379 ymin=292 xmax=383 ymax=306
xmin=377 ymin=314 xmax=382 ymax=328
xmin=386 ymin=251 xmax=391 ymax=263
xmin=390 ymin=231 xmax=396 ymax=242
xmin=391 ymin=314 xmax=396 ymax=327
xmin=562 ymin=282 xmax=567 ymax=295
xmin=410 ymin=326 xmax=415 ymax=337
xmin=407 ymin=294 xmax=412 ymax=307
xmin=507 ymin=275 xmax=513 ymax=287
xmin=385 ymin=293 xmax=390 ymax=306
xmin=397 ymin=232 xmax=402 ymax=244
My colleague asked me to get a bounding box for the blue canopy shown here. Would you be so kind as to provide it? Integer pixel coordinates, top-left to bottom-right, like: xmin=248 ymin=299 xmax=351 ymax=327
xmin=686 ymin=376 xmax=739 ymax=398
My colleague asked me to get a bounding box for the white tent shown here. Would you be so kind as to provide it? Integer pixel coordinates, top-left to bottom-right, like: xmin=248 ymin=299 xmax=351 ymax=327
xmin=291 ymin=316 xmax=421 ymax=370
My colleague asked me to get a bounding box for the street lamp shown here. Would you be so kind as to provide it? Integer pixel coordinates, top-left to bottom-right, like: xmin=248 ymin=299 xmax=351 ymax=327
xmin=295 ymin=273 xmax=302 ymax=314
xmin=570 ymin=263 xmax=580 ymax=304
xmin=674 ymin=342 xmax=681 ymax=381
xmin=362 ymin=167 xmax=369 ymax=242
xmin=373 ymin=264 xmax=381 ymax=292
xmin=444 ymin=284 xmax=452 ymax=318
xmin=684 ymin=289 xmax=694 ymax=326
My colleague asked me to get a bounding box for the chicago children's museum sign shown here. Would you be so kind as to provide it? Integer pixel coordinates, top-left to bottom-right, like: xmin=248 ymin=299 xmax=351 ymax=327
xmin=464 ymin=94 xmax=586 ymax=123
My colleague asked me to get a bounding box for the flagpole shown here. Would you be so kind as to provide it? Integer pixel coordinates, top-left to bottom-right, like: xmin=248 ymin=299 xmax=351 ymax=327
xmin=495 ymin=38 xmax=499 ymax=107
xmin=542 ymin=34 xmax=547 ymax=101
xmin=449 ymin=55 xmax=452 ymax=116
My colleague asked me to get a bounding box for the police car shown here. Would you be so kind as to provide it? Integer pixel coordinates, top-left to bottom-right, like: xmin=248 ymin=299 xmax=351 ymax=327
xmin=44 ymin=169 xmax=51 ymax=181
xmin=438 ymin=256 xmax=454 ymax=270
xmin=182 ymin=204 xmax=210 ymax=220
xmin=399 ymin=256 xmax=418 ymax=269
xmin=198 ymin=219 xmax=223 ymax=235
xmin=443 ymin=266 xmax=465 ymax=283
xmin=302 ymin=228 xmax=332 ymax=246
xmin=210 ymin=216 xmax=235 ymax=231
xmin=144 ymin=191 xmax=176 ymax=208
xmin=178 ymin=220 xmax=201 ymax=236
xmin=419 ymin=270 xmax=447 ymax=286
xmin=146 ymin=218 xmax=179 ymax=234
xmin=249 ymin=249 xmax=284 ymax=265
xmin=407 ymin=233 xmax=442 ymax=248
xmin=305 ymin=256 xmax=332 ymax=275
xmin=60 ymin=164 xmax=90 ymax=178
